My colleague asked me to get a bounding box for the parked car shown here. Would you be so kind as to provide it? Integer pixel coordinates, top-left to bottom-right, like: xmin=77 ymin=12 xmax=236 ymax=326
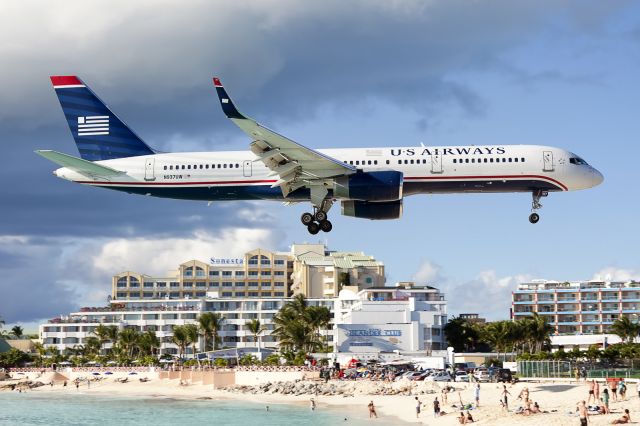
xmin=474 ymin=368 xmax=490 ymax=382
xmin=493 ymin=368 xmax=515 ymax=383
xmin=454 ymin=371 xmax=469 ymax=382
xmin=426 ymin=371 xmax=453 ymax=382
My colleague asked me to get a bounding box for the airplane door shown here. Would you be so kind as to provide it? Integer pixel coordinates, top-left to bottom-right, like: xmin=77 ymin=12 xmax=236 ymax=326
xmin=543 ymin=151 xmax=554 ymax=171
xmin=243 ymin=160 xmax=252 ymax=177
xmin=431 ymin=154 xmax=443 ymax=174
xmin=144 ymin=158 xmax=156 ymax=181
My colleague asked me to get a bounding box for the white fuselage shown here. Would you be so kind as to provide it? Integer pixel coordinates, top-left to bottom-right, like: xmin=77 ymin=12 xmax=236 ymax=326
xmin=53 ymin=144 xmax=603 ymax=201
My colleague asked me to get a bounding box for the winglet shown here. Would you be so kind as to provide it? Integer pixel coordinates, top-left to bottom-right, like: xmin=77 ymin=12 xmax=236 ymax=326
xmin=212 ymin=77 xmax=246 ymax=119
xmin=50 ymin=75 xmax=85 ymax=89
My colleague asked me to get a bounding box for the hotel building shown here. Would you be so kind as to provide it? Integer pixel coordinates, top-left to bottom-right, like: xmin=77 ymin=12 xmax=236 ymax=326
xmin=512 ymin=279 xmax=640 ymax=349
xmin=39 ymin=243 xmax=446 ymax=357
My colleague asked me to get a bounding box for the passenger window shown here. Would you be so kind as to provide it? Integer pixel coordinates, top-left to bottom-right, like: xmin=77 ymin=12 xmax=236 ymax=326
xmin=163 ymin=165 xmax=167 ymax=170
xmin=484 ymin=158 xmax=488 ymax=163
xmin=236 ymin=164 xmax=239 ymax=168
xmin=181 ymin=165 xmax=185 ymax=170
xmin=205 ymin=164 xmax=209 ymax=169
xmin=410 ymin=159 xmax=414 ymax=164
xmin=521 ymin=157 xmax=525 ymax=162
xmin=368 ymin=160 xmax=372 ymax=165
xmin=490 ymin=158 xmax=494 ymax=163
xmin=187 ymin=165 xmax=191 ymax=170
xmin=514 ymin=158 xmax=518 ymax=162
xmin=471 ymin=159 xmax=475 ymax=163
xmin=355 ymin=160 xmax=360 ymax=165
xmin=453 ymin=159 xmax=457 ymax=164
xmin=502 ymin=158 xmax=506 ymax=162
xmin=465 ymin=159 xmax=469 ymax=163
xmin=404 ymin=160 xmax=408 ymax=164
xmin=508 ymin=158 xmax=512 ymax=162
xmin=398 ymin=160 xmax=402 ymax=165
xmin=223 ymin=164 xmax=227 ymax=169
xmin=386 ymin=160 xmax=389 ymax=165
xmin=374 ymin=160 xmax=378 ymax=165
xmin=423 ymin=159 xmax=427 ymax=164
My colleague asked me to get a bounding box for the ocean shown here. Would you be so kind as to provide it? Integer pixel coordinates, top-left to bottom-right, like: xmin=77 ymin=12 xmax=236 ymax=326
xmin=0 ymin=392 xmax=386 ymax=426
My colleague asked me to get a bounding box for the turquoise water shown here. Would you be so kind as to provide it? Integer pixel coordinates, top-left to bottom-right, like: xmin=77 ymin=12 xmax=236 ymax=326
xmin=0 ymin=392 xmax=385 ymax=426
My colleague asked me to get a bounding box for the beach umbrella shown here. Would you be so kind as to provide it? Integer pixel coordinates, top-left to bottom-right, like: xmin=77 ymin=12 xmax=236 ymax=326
xmin=92 ymin=372 xmax=101 ymax=376
xmin=59 ymin=361 xmax=72 ymax=366
xmin=106 ymin=360 xmax=118 ymax=365
xmin=128 ymin=372 xmax=138 ymax=375
xmin=104 ymin=372 xmax=113 ymax=375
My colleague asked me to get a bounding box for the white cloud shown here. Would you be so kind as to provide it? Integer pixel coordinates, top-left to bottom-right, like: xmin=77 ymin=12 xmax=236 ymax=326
xmin=91 ymin=228 xmax=277 ymax=276
xmin=412 ymin=260 xmax=445 ymax=283
xmin=591 ymin=267 xmax=640 ymax=282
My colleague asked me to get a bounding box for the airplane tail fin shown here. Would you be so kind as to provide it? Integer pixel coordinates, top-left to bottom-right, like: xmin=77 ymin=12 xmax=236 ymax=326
xmin=50 ymin=76 xmax=155 ymax=161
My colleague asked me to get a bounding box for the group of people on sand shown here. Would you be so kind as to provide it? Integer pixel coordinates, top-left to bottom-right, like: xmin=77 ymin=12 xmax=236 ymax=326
xmin=578 ymin=400 xmax=631 ymax=425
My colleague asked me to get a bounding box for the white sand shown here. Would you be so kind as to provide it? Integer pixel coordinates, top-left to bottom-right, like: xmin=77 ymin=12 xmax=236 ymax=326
xmin=6 ymin=372 xmax=640 ymax=425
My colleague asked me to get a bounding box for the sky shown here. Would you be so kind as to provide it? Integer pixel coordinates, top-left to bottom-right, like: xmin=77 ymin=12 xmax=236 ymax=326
xmin=1 ymin=0 xmax=640 ymax=331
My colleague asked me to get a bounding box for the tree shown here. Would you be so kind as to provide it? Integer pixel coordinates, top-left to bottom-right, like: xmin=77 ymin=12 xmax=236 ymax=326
xmin=245 ymin=319 xmax=265 ymax=348
xmin=198 ymin=312 xmax=225 ymax=351
xmin=138 ymin=330 xmax=160 ymax=357
xmin=84 ymin=336 xmax=101 ymax=357
xmin=0 ymin=316 xmax=4 ymax=330
xmin=0 ymin=348 xmax=31 ymax=368
xmin=118 ymin=328 xmax=140 ymax=358
xmin=272 ymin=295 xmax=326 ymax=355
xmin=610 ymin=316 xmax=640 ymax=343
xmin=172 ymin=325 xmax=189 ymax=359
xmin=184 ymin=324 xmax=199 ymax=358
xmin=11 ymin=325 xmax=23 ymax=339
xmin=444 ymin=316 xmax=479 ymax=352
xmin=93 ymin=324 xmax=119 ymax=355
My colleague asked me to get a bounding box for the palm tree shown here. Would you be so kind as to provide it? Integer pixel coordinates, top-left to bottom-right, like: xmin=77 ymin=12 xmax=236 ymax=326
xmin=245 ymin=319 xmax=265 ymax=348
xmin=272 ymin=295 xmax=326 ymax=355
xmin=138 ymin=330 xmax=160 ymax=357
xmin=184 ymin=324 xmax=199 ymax=358
xmin=305 ymin=306 xmax=331 ymax=345
xmin=11 ymin=325 xmax=23 ymax=339
xmin=118 ymin=328 xmax=140 ymax=358
xmin=444 ymin=316 xmax=479 ymax=352
xmin=610 ymin=316 xmax=640 ymax=343
xmin=92 ymin=324 xmax=119 ymax=355
xmin=84 ymin=336 xmax=101 ymax=357
xmin=198 ymin=312 xmax=224 ymax=351
xmin=172 ymin=325 xmax=189 ymax=359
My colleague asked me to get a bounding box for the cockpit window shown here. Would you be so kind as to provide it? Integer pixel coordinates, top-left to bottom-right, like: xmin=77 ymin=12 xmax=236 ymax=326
xmin=569 ymin=157 xmax=588 ymax=165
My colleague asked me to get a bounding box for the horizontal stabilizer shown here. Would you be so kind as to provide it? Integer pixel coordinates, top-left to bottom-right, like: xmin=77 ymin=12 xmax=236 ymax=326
xmin=35 ymin=150 xmax=125 ymax=177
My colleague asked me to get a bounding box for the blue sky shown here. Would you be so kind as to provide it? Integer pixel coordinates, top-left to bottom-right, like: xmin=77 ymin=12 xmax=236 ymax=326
xmin=1 ymin=1 xmax=639 ymax=330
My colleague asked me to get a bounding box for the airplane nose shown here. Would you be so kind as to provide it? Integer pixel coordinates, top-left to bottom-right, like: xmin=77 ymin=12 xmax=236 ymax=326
xmin=592 ymin=168 xmax=604 ymax=187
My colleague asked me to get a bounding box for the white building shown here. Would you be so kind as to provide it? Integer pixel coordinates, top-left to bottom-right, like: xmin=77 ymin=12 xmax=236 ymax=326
xmin=334 ymin=282 xmax=447 ymax=355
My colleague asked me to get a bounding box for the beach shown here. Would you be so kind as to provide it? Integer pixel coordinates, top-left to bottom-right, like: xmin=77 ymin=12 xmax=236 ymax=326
xmin=3 ymin=371 xmax=640 ymax=425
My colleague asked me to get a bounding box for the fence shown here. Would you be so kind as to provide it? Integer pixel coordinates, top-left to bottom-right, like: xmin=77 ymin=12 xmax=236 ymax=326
xmin=517 ymin=360 xmax=640 ymax=379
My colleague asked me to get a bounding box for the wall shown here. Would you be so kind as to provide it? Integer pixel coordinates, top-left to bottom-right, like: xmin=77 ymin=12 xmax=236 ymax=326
xmin=234 ymin=370 xmax=318 ymax=386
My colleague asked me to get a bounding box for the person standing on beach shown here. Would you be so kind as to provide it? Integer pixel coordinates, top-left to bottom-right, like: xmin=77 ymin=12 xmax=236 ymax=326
xmin=588 ymin=380 xmax=596 ymax=404
xmin=610 ymin=380 xmax=618 ymax=401
xmin=577 ymin=400 xmax=589 ymax=425
xmin=415 ymin=396 xmax=422 ymax=418
xmin=474 ymin=383 xmax=480 ymax=407
xmin=433 ymin=397 xmax=441 ymax=418
xmin=501 ymin=385 xmax=511 ymax=411
xmin=310 ymin=398 xmax=316 ymax=411
xmin=602 ymin=389 xmax=610 ymax=414
xmin=368 ymin=401 xmax=377 ymax=418
xmin=594 ymin=380 xmax=600 ymax=401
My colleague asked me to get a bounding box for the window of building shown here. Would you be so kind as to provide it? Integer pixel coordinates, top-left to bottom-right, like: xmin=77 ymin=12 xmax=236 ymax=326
xmin=196 ymin=281 xmax=206 ymax=288
xmin=236 ymin=282 xmax=245 ymax=287
xmin=117 ymin=277 xmax=127 ymax=288
xmin=235 ymin=271 xmax=245 ymax=276
xmin=183 ymin=268 xmax=193 ymax=277
xmin=274 ymin=282 xmax=285 ymax=287
xmin=248 ymin=292 xmax=259 ymax=297
xmin=209 ymin=270 xmax=219 ymax=276
xmin=183 ymin=282 xmax=193 ymax=288
xmin=274 ymin=271 xmax=284 ymax=276
xmin=222 ymin=292 xmax=233 ymax=297
xmin=117 ymin=292 xmax=127 ymax=298
xmin=170 ymin=282 xmax=180 ymax=288
xmin=248 ymin=281 xmax=259 ymax=287
xmin=261 ymin=271 xmax=271 ymax=276
xmin=262 ymin=292 xmax=272 ymax=297
xmin=222 ymin=271 xmax=232 ymax=276
xmin=274 ymin=292 xmax=285 ymax=297
xmin=248 ymin=271 xmax=258 ymax=276
xmin=248 ymin=256 xmax=259 ymax=265
xmin=143 ymin=282 xmax=154 ymax=288
xmin=156 ymin=282 xmax=166 ymax=288
xmin=195 ymin=267 xmax=205 ymax=277
xmin=143 ymin=292 xmax=154 ymax=298
xmin=196 ymin=292 xmax=206 ymax=297
xmin=235 ymin=292 xmax=245 ymax=297
xmin=209 ymin=282 xmax=219 ymax=287
xmin=222 ymin=282 xmax=233 ymax=287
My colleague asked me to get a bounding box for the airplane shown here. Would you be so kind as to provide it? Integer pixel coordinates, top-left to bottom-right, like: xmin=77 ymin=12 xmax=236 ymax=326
xmin=37 ymin=76 xmax=604 ymax=234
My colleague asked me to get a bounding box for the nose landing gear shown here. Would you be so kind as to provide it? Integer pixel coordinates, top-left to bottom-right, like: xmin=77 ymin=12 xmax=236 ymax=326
xmin=529 ymin=190 xmax=547 ymax=224
xmin=300 ymin=200 xmax=333 ymax=234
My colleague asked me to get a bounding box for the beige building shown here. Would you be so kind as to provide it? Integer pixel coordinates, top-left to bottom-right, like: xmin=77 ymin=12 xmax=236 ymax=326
xmin=111 ymin=244 xmax=385 ymax=301
xmin=112 ymin=248 xmax=293 ymax=300
xmin=291 ymin=245 xmax=385 ymax=298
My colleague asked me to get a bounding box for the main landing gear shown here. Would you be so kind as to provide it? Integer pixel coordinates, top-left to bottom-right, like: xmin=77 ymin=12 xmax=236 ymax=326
xmin=529 ymin=190 xmax=548 ymax=224
xmin=301 ymin=200 xmax=333 ymax=234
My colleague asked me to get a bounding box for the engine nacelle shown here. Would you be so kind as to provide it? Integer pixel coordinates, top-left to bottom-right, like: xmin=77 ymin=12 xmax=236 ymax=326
xmin=341 ymin=200 xmax=403 ymax=220
xmin=334 ymin=171 xmax=403 ymax=202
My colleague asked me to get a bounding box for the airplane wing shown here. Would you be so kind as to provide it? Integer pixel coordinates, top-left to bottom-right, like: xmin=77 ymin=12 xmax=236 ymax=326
xmin=35 ymin=150 xmax=125 ymax=177
xmin=212 ymin=77 xmax=356 ymax=202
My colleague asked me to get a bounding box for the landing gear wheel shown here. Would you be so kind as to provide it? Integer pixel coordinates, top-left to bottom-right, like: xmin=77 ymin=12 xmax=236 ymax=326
xmin=301 ymin=212 xmax=314 ymax=226
xmin=307 ymin=222 xmax=320 ymax=235
xmin=529 ymin=213 xmax=540 ymax=224
xmin=319 ymin=220 xmax=333 ymax=233
xmin=315 ymin=211 xmax=327 ymax=222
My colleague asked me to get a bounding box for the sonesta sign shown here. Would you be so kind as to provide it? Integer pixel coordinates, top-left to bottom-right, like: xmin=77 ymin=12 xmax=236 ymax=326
xmin=210 ymin=258 xmax=244 ymax=265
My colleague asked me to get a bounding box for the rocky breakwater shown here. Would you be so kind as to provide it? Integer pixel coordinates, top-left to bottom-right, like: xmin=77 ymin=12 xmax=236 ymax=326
xmin=0 ymin=380 xmax=46 ymax=391
xmin=222 ymin=378 xmax=446 ymax=397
